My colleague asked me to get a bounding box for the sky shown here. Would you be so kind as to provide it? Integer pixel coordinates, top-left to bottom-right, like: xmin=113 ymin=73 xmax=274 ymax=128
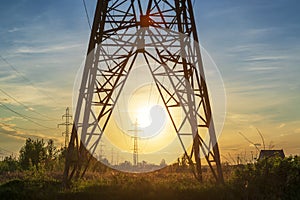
xmin=0 ymin=0 xmax=299 ymax=164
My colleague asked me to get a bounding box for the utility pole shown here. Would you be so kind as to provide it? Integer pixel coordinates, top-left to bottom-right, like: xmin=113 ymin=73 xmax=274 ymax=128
xmin=58 ymin=107 xmax=73 ymax=148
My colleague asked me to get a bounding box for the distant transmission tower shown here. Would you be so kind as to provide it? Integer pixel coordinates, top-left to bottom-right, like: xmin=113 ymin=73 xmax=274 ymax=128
xmin=132 ymin=130 xmax=139 ymax=166
xmin=111 ymin=148 xmax=114 ymax=166
xmin=64 ymin=0 xmax=224 ymax=186
xmin=129 ymin=120 xmax=142 ymax=166
xmin=58 ymin=107 xmax=72 ymax=148
xmin=99 ymin=142 xmax=105 ymax=160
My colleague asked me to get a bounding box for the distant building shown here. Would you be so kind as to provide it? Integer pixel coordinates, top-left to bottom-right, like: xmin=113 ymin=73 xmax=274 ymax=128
xmin=258 ymin=149 xmax=285 ymax=160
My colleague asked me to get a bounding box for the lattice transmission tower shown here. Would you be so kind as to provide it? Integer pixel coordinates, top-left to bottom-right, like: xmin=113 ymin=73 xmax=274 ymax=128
xmin=64 ymin=0 xmax=224 ymax=186
xmin=128 ymin=120 xmax=142 ymax=166
xmin=58 ymin=107 xmax=72 ymax=148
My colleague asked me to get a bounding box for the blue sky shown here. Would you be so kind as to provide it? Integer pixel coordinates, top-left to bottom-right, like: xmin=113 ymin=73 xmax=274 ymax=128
xmin=0 ymin=0 xmax=299 ymax=162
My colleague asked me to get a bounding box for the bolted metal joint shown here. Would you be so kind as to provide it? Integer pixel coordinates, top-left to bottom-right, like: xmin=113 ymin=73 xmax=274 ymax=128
xmin=140 ymin=15 xmax=151 ymax=27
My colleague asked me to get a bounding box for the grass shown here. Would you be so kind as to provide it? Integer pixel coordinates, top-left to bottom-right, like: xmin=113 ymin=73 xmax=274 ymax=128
xmin=0 ymin=171 xmax=237 ymax=200
xmin=1 ymin=157 xmax=300 ymax=200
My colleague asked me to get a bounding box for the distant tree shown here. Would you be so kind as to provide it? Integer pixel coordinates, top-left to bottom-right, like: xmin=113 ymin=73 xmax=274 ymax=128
xmin=55 ymin=147 xmax=67 ymax=171
xmin=160 ymin=159 xmax=167 ymax=167
xmin=19 ymin=138 xmax=46 ymax=170
xmin=117 ymin=160 xmax=132 ymax=171
xmin=141 ymin=160 xmax=147 ymax=167
xmin=101 ymin=158 xmax=110 ymax=166
xmin=45 ymin=139 xmax=59 ymax=171
xmin=46 ymin=139 xmax=56 ymax=159
xmin=0 ymin=155 xmax=19 ymax=172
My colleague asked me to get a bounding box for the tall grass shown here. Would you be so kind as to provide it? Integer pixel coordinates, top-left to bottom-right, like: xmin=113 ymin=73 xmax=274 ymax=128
xmin=0 ymin=156 xmax=299 ymax=200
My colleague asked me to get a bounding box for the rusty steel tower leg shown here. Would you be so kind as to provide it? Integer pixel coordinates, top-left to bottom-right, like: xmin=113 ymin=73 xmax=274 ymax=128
xmin=64 ymin=0 xmax=224 ymax=186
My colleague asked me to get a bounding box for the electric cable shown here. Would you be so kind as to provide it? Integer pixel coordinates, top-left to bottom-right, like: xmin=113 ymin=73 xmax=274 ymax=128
xmin=0 ymin=54 xmax=58 ymax=104
xmin=0 ymin=122 xmax=53 ymax=132
xmin=0 ymin=88 xmax=58 ymax=121
xmin=82 ymin=0 xmax=92 ymax=30
xmin=0 ymin=103 xmax=56 ymax=130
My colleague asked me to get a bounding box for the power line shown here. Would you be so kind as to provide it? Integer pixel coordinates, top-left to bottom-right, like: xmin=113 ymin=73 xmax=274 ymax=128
xmin=82 ymin=0 xmax=92 ymax=30
xmin=0 ymin=122 xmax=30 ymax=140
xmin=0 ymin=122 xmax=51 ymax=132
xmin=0 ymin=54 xmax=27 ymax=81
xmin=0 ymin=122 xmax=49 ymax=132
xmin=0 ymin=121 xmax=57 ymax=144
xmin=0 ymin=88 xmax=57 ymax=121
xmin=0 ymin=147 xmax=14 ymax=154
xmin=238 ymin=132 xmax=260 ymax=152
xmin=0 ymin=54 xmax=58 ymax=104
xmin=0 ymin=147 xmax=17 ymax=157
xmin=0 ymin=101 xmax=55 ymax=122
xmin=14 ymin=126 xmax=52 ymax=132
xmin=0 ymin=103 xmax=55 ymax=130
xmin=256 ymin=128 xmax=266 ymax=150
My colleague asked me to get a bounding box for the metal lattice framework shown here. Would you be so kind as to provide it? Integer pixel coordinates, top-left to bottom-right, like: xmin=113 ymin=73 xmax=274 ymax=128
xmin=64 ymin=0 xmax=224 ymax=186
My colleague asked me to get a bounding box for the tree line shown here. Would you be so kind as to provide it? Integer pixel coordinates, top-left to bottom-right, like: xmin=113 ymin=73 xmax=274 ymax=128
xmin=0 ymin=138 xmax=65 ymax=173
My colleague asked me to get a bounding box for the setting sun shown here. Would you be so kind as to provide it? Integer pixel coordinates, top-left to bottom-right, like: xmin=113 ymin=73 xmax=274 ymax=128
xmin=135 ymin=106 xmax=151 ymax=128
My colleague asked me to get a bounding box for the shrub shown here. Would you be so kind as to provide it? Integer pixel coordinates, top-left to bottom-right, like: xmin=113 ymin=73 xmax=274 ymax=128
xmin=232 ymin=156 xmax=300 ymax=199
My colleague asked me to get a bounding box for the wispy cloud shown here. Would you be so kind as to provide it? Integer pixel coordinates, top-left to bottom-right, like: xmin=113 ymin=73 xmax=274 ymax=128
xmin=226 ymin=112 xmax=270 ymax=124
xmin=243 ymin=66 xmax=280 ymax=72
xmin=243 ymin=56 xmax=288 ymax=63
xmin=243 ymin=27 xmax=280 ymax=38
xmin=228 ymin=44 xmax=268 ymax=54
xmin=0 ymin=116 xmax=23 ymax=122
xmin=227 ymin=81 xmax=280 ymax=95
xmin=0 ymin=122 xmax=63 ymax=144
xmin=7 ymin=27 xmax=22 ymax=33
xmin=278 ymin=123 xmax=286 ymax=129
xmin=15 ymin=43 xmax=81 ymax=54
xmin=204 ymin=6 xmax=242 ymax=18
xmin=0 ymin=123 xmax=30 ymax=141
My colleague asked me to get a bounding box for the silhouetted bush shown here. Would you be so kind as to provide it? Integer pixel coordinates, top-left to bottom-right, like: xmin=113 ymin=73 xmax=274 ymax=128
xmin=232 ymin=156 xmax=300 ymax=199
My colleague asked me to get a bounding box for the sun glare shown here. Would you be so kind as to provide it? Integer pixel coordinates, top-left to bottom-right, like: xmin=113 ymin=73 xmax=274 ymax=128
xmin=136 ymin=106 xmax=152 ymax=128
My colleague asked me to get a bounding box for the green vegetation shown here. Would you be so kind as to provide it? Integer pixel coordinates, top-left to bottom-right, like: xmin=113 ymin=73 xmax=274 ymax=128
xmin=233 ymin=156 xmax=300 ymax=199
xmin=0 ymin=138 xmax=299 ymax=199
xmin=0 ymin=138 xmax=65 ymax=174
